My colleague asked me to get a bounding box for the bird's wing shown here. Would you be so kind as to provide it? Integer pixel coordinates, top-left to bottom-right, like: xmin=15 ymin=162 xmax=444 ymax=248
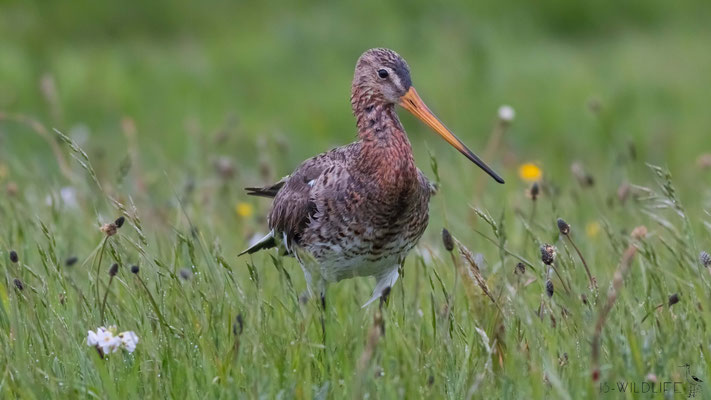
xmin=266 ymin=144 xmax=355 ymax=250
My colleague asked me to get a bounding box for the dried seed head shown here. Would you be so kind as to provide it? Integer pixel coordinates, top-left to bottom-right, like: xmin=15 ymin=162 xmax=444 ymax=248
xmin=65 ymin=256 xmax=78 ymax=267
xmin=441 ymin=228 xmax=454 ymax=252
xmin=214 ymin=156 xmax=236 ymax=180
xmin=528 ymin=182 xmax=540 ymax=201
xmin=668 ymin=293 xmax=680 ymax=306
xmin=700 ymin=251 xmax=711 ymax=268
xmin=557 ymin=218 xmax=570 ymax=235
xmin=697 ymin=154 xmax=711 ymax=169
xmin=617 ymin=182 xmax=630 ymax=204
xmin=108 ymin=263 xmax=119 ymax=277
xmin=540 ymin=244 xmax=557 ymax=265
xmin=546 ymin=279 xmax=554 ymax=298
xmin=13 ymin=278 xmax=24 ymax=291
xmin=100 ymin=223 xmax=117 ymax=237
xmin=571 ymin=162 xmax=594 ymax=187
xmin=130 ymin=265 xmax=140 ymax=274
xmin=9 ymin=250 xmax=19 ymax=263
xmin=630 ymin=225 xmax=648 ymax=240
xmin=515 ymin=262 xmax=525 ymax=274
xmin=559 ymin=352 xmax=569 ymax=367
xmin=6 ymin=182 xmax=19 ymax=196
xmin=179 ymin=268 xmax=192 ymax=280
xmin=233 ymin=313 xmax=244 ymax=336
xmin=114 ymin=216 xmax=125 ymax=228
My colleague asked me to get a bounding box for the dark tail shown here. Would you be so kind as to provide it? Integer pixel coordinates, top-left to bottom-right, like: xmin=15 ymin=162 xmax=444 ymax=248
xmin=245 ymin=181 xmax=285 ymax=198
xmin=238 ymin=230 xmax=277 ymax=256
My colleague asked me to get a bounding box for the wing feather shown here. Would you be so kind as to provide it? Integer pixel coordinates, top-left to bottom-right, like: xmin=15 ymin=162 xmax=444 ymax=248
xmin=266 ymin=145 xmax=354 ymax=250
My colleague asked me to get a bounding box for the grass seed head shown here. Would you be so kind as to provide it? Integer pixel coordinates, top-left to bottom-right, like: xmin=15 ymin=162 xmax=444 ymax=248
xmin=617 ymin=182 xmax=630 ymax=204
xmin=179 ymin=268 xmax=192 ymax=280
xmin=441 ymin=228 xmax=454 ymax=252
xmin=630 ymin=225 xmax=648 ymax=240
xmin=108 ymin=263 xmax=119 ymax=276
xmin=571 ymin=162 xmax=594 ymax=187
xmin=540 ymin=244 xmax=557 ymax=265
xmin=668 ymin=293 xmax=680 ymax=306
xmin=9 ymin=250 xmax=18 ymax=263
xmin=700 ymin=251 xmax=711 ymax=267
xmin=546 ymin=279 xmax=554 ymax=298
xmin=233 ymin=313 xmax=244 ymax=336
xmin=528 ymin=182 xmax=540 ymax=201
xmin=130 ymin=265 xmax=140 ymax=274
xmin=557 ymin=218 xmax=570 ymax=235
xmin=100 ymin=223 xmax=117 ymax=237
xmin=13 ymin=278 xmax=24 ymax=291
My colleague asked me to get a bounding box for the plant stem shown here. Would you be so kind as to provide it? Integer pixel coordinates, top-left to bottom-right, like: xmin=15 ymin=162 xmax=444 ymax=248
xmin=565 ymin=234 xmax=595 ymax=288
xmin=99 ymin=275 xmax=114 ymax=324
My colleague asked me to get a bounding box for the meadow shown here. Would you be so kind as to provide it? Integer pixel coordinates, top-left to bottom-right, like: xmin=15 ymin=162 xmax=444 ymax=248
xmin=1 ymin=1 xmax=711 ymax=398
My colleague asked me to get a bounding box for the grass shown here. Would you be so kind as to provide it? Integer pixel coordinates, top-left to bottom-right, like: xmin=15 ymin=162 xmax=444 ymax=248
xmin=1 ymin=1 xmax=711 ymax=398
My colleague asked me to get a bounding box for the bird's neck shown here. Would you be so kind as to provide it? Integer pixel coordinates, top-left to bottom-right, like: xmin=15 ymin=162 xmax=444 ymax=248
xmin=351 ymin=94 xmax=416 ymax=186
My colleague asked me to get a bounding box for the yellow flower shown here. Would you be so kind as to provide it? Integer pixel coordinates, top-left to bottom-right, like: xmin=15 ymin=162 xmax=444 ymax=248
xmin=586 ymin=221 xmax=600 ymax=238
xmin=235 ymin=202 xmax=254 ymax=218
xmin=518 ymin=163 xmax=542 ymax=182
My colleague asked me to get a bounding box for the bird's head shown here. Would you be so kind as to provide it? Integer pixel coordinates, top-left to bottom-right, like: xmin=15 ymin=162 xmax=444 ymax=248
xmin=351 ymin=48 xmax=504 ymax=184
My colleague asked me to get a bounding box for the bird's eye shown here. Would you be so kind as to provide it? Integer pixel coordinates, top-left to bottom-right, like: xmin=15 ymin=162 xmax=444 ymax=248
xmin=377 ymin=69 xmax=389 ymax=79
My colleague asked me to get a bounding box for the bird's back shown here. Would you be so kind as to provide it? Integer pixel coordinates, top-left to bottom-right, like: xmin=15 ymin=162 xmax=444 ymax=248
xmin=257 ymin=141 xmax=433 ymax=281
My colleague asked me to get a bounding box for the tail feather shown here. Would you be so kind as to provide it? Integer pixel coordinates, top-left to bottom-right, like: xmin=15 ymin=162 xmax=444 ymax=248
xmin=238 ymin=230 xmax=277 ymax=256
xmin=245 ymin=180 xmax=286 ymax=198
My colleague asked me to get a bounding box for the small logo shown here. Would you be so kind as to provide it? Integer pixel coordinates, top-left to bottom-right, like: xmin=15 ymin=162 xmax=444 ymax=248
xmin=598 ymin=363 xmax=703 ymax=398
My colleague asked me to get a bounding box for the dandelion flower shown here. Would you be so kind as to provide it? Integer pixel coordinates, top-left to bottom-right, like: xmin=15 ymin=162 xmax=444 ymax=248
xmin=235 ymin=202 xmax=254 ymax=218
xmin=518 ymin=163 xmax=542 ymax=182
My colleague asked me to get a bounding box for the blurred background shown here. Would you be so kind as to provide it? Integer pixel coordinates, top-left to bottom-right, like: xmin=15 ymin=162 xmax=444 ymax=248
xmin=1 ymin=0 xmax=710 ymax=242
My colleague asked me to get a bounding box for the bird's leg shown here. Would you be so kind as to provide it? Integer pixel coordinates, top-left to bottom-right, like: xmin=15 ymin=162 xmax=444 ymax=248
xmin=379 ymin=286 xmax=392 ymax=311
xmin=319 ymin=287 xmax=326 ymax=343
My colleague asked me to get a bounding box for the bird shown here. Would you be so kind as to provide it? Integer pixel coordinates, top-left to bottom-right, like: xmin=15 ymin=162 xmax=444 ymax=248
xmin=240 ymin=48 xmax=504 ymax=306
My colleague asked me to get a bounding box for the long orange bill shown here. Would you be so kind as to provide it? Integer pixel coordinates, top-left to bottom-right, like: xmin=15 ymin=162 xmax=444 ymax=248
xmin=399 ymin=86 xmax=504 ymax=184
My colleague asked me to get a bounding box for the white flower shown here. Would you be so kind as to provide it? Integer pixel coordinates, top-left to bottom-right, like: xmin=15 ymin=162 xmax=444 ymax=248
xmin=118 ymin=331 xmax=139 ymax=353
xmin=87 ymin=330 xmax=99 ymax=346
xmin=87 ymin=326 xmax=125 ymax=354
xmin=498 ymin=105 xmax=515 ymax=122
xmin=97 ymin=327 xmax=121 ymax=354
